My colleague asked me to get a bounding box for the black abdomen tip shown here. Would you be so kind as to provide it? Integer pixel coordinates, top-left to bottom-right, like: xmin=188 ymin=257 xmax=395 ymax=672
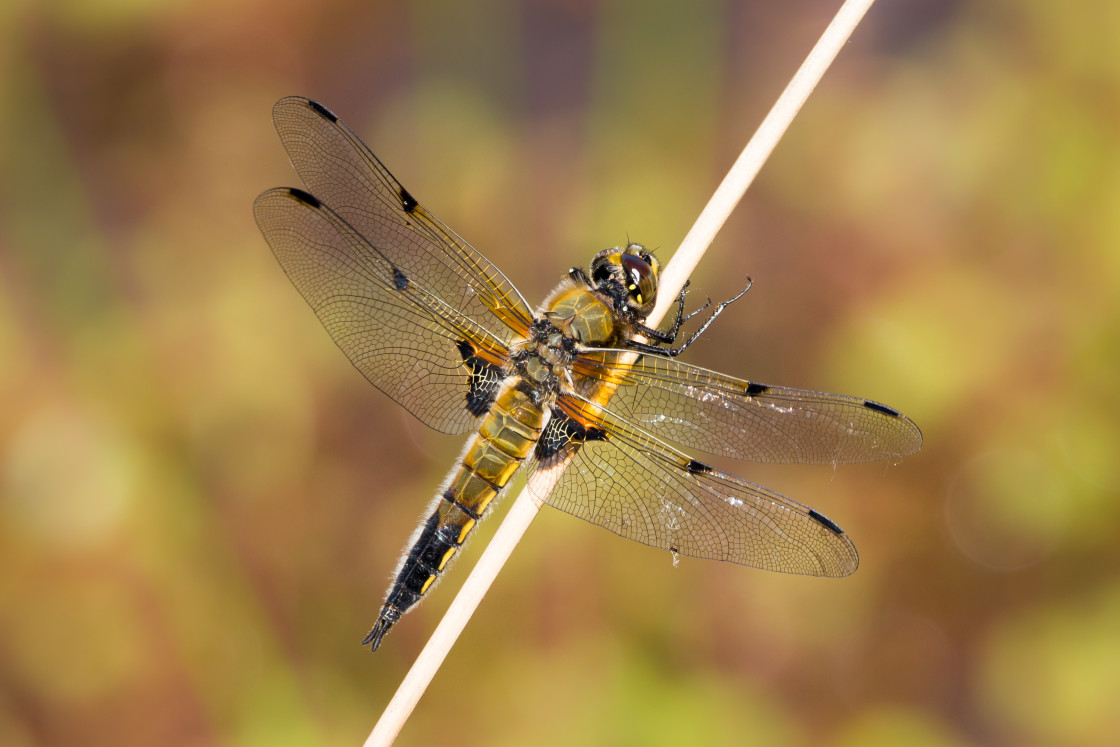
xmin=362 ymin=623 xmax=387 ymax=651
xmin=363 ymin=606 xmax=401 ymax=652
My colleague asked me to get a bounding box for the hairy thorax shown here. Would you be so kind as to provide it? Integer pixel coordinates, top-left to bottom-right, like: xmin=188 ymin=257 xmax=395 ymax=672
xmin=507 ymin=282 xmax=626 ymax=407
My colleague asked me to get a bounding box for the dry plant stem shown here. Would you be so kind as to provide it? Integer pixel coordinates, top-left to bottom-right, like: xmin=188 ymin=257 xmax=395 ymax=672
xmin=366 ymin=1 xmax=876 ymax=744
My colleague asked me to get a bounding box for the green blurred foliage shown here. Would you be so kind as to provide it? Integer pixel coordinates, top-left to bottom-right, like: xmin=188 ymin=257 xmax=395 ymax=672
xmin=1 ymin=0 xmax=1118 ymax=744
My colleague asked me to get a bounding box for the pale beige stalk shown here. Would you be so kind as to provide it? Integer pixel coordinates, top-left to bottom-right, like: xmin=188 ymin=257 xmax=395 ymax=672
xmin=366 ymin=1 xmax=878 ymax=743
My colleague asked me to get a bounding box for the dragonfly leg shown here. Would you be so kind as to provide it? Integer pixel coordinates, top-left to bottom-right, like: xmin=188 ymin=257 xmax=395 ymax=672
xmin=632 ymin=277 xmax=752 ymax=357
xmin=639 ymin=281 xmax=697 ymax=344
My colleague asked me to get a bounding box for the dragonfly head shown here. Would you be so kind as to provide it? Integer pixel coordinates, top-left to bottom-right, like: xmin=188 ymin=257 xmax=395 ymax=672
xmin=589 ymin=243 xmax=660 ymax=319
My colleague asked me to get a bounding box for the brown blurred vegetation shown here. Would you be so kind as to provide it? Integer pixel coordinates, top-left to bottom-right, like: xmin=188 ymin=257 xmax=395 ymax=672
xmin=1 ymin=0 xmax=1118 ymax=745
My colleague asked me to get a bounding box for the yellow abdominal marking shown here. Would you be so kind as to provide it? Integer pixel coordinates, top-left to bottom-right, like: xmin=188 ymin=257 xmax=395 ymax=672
xmin=420 ymin=574 xmax=435 ymax=594
xmin=457 ymin=518 xmax=476 ymax=543
xmin=439 ymin=546 xmax=457 ymax=570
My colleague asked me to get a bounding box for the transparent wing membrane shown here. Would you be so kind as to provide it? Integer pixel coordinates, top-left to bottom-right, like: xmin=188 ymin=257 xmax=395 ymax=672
xmin=572 ymin=350 xmax=922 ymax=464
xmin=270 ymin=97 xmax=535 ymax=341
xmin=530 ymin=393 xmax=859 ymax=577
xmin=254 ymin=187 xmax=508 ymax=435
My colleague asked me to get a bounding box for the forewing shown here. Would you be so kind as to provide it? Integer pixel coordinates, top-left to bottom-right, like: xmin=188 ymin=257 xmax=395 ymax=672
xmin=571 ymin=350 xmax=922 ymax=464
xmin=254 ymin=187 xmax=509 ymax=435
xmin=270 ymin=96 xmax=535 ymax=340
xmin=530 ymin=393 xmax=858 ymax=577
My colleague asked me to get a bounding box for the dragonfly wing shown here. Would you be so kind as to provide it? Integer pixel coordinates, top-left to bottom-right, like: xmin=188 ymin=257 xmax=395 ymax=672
xmin=528 ymin=392 xmax=859 ymax=577
xmin=254 ymin=187 xmax=510 ymax=435
xmin=270 ymin=97 xmax=535 ymax=341
xmin=571 ymin=350 xmax=922 ymax=464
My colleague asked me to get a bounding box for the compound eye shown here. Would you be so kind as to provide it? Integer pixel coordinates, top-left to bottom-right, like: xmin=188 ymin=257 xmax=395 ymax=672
xmin=620 ymin=252 xmax=656 ymax=308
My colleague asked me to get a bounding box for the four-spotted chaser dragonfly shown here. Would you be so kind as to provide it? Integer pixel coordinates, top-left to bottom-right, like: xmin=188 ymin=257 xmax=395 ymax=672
xmin=253 ymin=97 xmax=922 ymax=651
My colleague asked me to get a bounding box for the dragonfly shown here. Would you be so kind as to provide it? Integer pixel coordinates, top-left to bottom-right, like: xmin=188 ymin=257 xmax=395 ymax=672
xmin=253 ymin=97 xmax=923 ymax=651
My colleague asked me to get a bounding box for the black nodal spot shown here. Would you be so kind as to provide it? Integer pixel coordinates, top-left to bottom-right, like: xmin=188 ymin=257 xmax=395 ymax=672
xmin=808 ymin=509 xmax=844 ymax=535
xmin=685 ymin=459 xmax=711 ymax=475
xmin=399 ymin=187 xmax=418 ymax=213
xmin=863 ymin=400 xmax=900 ymax=417
xmin=745 ymin=382 xmax=769 ymax=397
xmin=307 ymin=100 xmax=338 ymax=123
xmin=392 ymin=267 xmax=409 ymax=290
xmin=288 ymin=188 xmax=321 ymax=208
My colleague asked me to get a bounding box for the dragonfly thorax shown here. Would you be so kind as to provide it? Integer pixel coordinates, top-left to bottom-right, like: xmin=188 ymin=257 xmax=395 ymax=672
xmin=544 ymin=286 xmax=621 ymax=345
xmin=513 ymin=269 xmax=642 ymax=404
xmin=510 ymin=317 xmax=578 ymax=398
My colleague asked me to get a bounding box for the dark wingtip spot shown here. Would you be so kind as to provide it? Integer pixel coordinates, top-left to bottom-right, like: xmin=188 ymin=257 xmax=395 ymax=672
xmin=745 ymin=382 xmax=769 ymax=396
xmin=392 ymin=267 xmax=409 ymax=290
xmin=685 ymin=459 xmax=712 ymax=475
xmin=808 ymin=509 xmax=844 ymax=535
xmin=307 ymin=100 xmax=338 ymax=123
xmin=863 ymin=400 xmax=900 ymax=417
xmin=399 ymin=187 xmax=418 ymax=213
xmin=288 ymin=188 xmax=321 ymax=208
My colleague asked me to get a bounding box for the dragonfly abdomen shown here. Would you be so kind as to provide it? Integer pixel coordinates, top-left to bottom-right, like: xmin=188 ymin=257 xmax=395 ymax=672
xmin=363 ymin=383 xmax=547 ymax=651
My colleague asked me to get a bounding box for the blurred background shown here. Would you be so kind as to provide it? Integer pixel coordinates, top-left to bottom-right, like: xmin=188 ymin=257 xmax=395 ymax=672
xmin=2 ymin=0 xmax=1118 ymax=744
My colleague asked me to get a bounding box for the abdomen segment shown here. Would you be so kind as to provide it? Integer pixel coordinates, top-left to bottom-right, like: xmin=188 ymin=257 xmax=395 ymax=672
xmin=363 ymin=385 xmax=546 ymax=650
